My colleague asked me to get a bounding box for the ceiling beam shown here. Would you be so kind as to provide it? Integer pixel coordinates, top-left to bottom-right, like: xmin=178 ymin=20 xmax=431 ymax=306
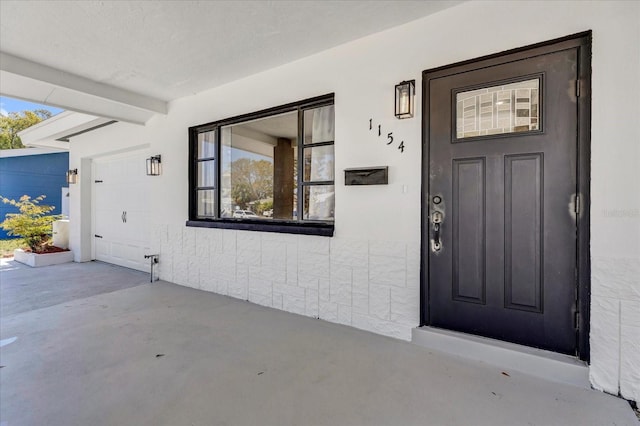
xmin=0 ymin=52 xmax=167 ymax=125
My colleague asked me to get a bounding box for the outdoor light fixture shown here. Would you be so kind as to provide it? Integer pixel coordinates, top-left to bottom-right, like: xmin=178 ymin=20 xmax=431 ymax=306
xmin=146 ymin=155 xmax=162 ymax=176
xmin=395 ymin=80 xmax=415 ymax=119
xmin=66 ymin=168 xmax=78 ymax=184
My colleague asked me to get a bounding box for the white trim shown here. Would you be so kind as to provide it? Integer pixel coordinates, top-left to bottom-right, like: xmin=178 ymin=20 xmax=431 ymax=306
xmin=18 ymin=110 xmax=113 ymax=149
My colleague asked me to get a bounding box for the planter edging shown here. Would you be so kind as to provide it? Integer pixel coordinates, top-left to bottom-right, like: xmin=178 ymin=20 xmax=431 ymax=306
xmin=13 ymin=249 xmax=74 ymax=267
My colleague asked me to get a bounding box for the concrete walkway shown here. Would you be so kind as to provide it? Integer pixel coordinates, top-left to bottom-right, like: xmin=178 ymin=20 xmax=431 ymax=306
xmin=1 ymin=260 xmax=637 ymax=426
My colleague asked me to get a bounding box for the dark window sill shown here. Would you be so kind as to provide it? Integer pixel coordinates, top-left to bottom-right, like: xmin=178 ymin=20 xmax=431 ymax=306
xmin=186 ymin=219 xmax=334 ymax=237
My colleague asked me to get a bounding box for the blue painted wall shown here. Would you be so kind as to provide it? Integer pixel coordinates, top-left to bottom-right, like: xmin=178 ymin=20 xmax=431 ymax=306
xmin=0 ymin=152 xmax=69 ymax=239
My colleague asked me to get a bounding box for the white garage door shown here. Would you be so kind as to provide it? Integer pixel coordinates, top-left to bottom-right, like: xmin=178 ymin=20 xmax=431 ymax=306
xmin=93 ymin=152 xmax=151 ymax=272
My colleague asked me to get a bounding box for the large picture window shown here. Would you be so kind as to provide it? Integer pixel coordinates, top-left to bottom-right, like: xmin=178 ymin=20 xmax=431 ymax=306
xmin=188 ymin=94 xmax=335 ymax=236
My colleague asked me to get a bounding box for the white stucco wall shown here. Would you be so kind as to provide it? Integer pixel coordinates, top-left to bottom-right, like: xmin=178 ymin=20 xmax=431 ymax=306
xmin=69 ymin=1 xmax=640 ymax=402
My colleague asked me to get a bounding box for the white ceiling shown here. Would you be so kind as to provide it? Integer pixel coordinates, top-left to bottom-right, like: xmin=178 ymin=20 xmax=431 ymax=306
xmin=0 ymin=0 xmax=462 ymax=124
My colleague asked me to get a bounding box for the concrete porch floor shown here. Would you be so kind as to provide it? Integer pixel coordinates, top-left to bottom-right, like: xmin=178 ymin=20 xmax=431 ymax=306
xmin=1 ymin=260 xmax=637 ymax=426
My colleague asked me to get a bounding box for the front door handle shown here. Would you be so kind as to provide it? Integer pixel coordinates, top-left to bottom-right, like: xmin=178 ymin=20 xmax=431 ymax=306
xmin=432 ymin=211 xmax=443 ymax=252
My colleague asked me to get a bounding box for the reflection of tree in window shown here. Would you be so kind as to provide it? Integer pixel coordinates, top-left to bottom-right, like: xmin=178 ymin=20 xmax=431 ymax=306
xmin=230 ymin=157 xmax=273 ymax=209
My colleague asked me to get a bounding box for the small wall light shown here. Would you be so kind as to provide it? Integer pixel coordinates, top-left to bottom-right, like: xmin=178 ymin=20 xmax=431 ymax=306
xmin=146 ymin=155 xmax=162 ymax=176
xmin=395 ymin=80 xmax=415 ymax=119
xmin=66 ymin=168 xmax=78 ymax=184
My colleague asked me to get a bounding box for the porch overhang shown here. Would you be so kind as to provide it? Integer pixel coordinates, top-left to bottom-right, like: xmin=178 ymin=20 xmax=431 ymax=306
xmin=17 ymin=110 xmax=115 ymax=150
xmin=0 ymin=52 xmax=167 ymax=125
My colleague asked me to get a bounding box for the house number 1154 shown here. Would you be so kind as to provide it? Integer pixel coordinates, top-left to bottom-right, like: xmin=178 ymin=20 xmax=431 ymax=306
xmin=369 ymin=118 xmax=405 ymax=153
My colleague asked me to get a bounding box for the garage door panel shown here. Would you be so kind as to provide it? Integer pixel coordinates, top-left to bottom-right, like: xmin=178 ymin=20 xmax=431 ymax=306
xmin=124 ymin=243 xmax=136 ymax=260
xmin=126 ymin=157 xmax=145 ymax=180
xmin=94 ymin=193 xmax=108 ymax=212
xmin=129 ymin=245 xmax=148 ymax=270
xmin=94 ymin=152 xmax=151 ymax=273
xmin=126 ymin=211 xmax=151 ymax=243
xmin=95 ymin=185 xmax=121 ymax=211
xmin=94 ymin=161 xmax=109 ymax=180
xmin=95 ymin=239 xmax=110 ymax=258
xmin=96 ymin=211 xmax=122 ymax=238
xmin=106 ymin=184 xmax=121 ymax=207
xmin=110 ymin=242 xmax=127 ymax=261
xmin=127 ymin=185 xmax=147 ymax=211
xmin=110 ymin=161 xmax=126 ymax=184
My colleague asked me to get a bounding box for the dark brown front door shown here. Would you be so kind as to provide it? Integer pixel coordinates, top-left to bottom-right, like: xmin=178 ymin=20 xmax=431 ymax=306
xmin=423 ymin=35 xmax=591 ymax=355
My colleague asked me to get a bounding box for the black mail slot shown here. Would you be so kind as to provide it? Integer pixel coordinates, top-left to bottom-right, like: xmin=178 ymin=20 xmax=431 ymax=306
xmin=344 ymin=167 xmax=388 ymax=185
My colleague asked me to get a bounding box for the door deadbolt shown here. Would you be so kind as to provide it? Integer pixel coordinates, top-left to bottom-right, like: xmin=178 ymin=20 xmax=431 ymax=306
xmin=433 ymin=195 xmax=442 ymax=205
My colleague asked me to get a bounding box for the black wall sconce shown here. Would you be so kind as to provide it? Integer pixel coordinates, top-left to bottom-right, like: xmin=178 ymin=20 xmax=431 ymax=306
xmin=146 ymin=155 xmax=162 ymax=176
xmin=395 ymin=80 xmax=415 ymax=119
xmin=66 ymin=168 xmax=78 ymax=184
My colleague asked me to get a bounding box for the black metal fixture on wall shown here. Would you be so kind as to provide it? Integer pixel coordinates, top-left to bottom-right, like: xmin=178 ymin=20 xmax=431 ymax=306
xmin=344 ymin=167 xmax=389 ymax=185
xmin=66 ymin=168 xmax=78 ymax=184
xmin=395 ymin=80 xmax=415 ymax=119
xmin=146 ymin=155 xmax=162 ymax=176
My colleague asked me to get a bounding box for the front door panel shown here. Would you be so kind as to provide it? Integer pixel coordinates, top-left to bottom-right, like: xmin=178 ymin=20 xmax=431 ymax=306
xmin=427 ymin=46 xmax=581 ymax=354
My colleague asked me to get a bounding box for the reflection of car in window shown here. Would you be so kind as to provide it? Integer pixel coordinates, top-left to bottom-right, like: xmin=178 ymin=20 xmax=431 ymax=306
xmin=233 ymin=210 xmax=259 ymax=218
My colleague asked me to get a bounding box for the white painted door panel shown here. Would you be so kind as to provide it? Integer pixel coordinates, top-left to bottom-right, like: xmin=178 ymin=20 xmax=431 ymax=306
xmin=93 ymin=152 xmax=151 ymax=272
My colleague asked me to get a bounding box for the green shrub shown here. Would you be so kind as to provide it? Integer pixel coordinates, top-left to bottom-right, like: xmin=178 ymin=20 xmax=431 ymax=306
xmin=0 ymin=195 xmax=62 ymax=253
xmin=0 ymin=238 xmax=26 ymax=256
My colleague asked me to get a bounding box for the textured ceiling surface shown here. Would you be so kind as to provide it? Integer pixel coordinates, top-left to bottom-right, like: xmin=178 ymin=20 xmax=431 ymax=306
xmin=0 ymin=1 xmax=461 ymax=102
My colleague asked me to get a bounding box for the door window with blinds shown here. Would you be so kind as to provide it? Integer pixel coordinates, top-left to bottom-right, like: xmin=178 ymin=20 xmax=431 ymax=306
xmin=455 ymin=77 xmax=541 ymax=140
xmin=188 ymin=94 xmax=335 ymax=236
